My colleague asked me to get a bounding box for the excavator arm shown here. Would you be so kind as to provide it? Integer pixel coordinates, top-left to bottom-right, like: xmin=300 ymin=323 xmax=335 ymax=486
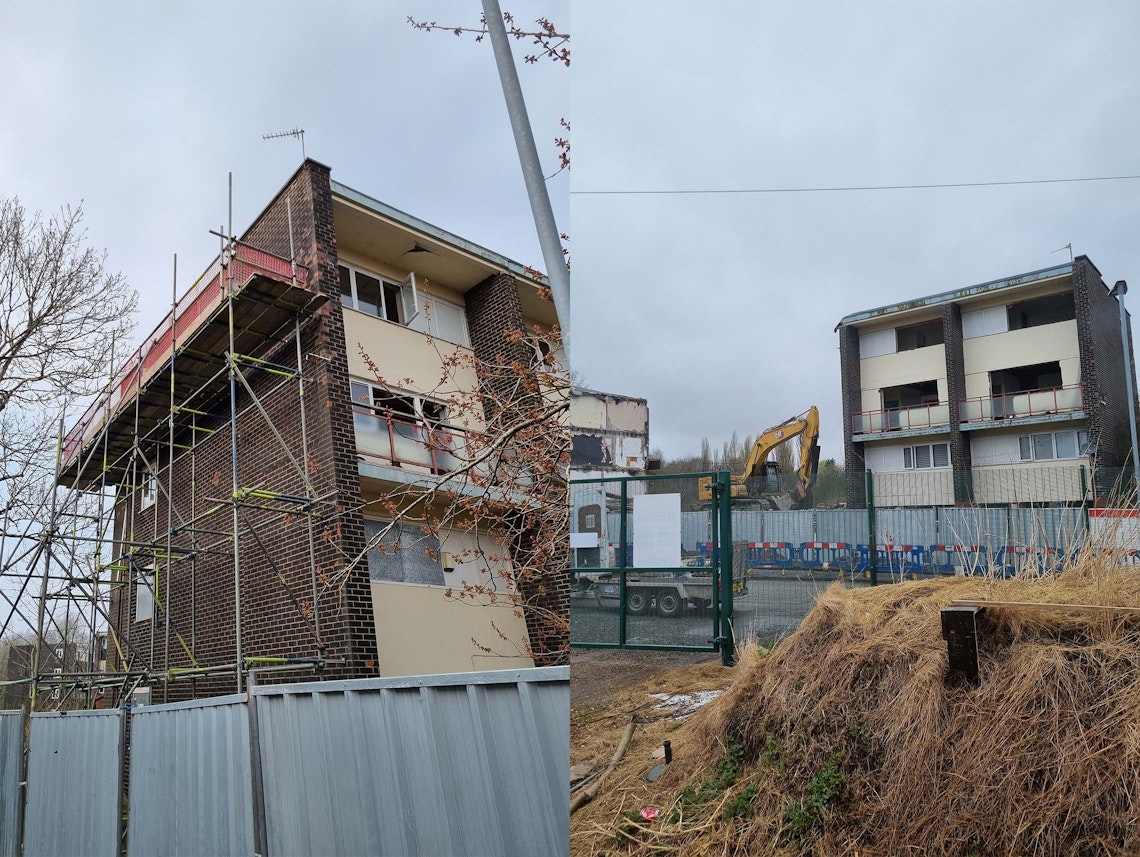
xmin=697 ymin=407 xmax=820 ymax=507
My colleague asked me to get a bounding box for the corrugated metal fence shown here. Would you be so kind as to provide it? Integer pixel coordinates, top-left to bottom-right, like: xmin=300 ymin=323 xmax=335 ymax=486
xmin=23 ymin=710 xmax=123 ymax=857
xmin=0 ymin=711 xmax=21 ymax=857
xmin=5 ymin=666 xmax=569 ymax=857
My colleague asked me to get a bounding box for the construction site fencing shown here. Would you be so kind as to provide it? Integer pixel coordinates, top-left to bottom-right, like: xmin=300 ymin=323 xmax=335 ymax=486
xmin=570 ymin=473 xmax=736 ymax=662
xmin=126 ymin=694 xmax=254 ymax=857
xmin=573 ymin=465 xmax=1140 ymax=649
xmin=0 ymin=712 xmax=20 ymax=857
xmin=23 ymin=709 xmax=124 ymax=857
xmin=5 ymin=667 xmax=568 ymax=857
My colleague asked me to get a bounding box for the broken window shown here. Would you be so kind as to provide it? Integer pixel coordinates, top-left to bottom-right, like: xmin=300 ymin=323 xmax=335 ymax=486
xmin=338 ymin=263 xmax=468 ymax=345
xmin=363 ymin=520 xmax=445 ymax=586
xmin=895 ymin=319 xmax=944 ymax=352
xmin=350 ymin=380 xmax=462 ymax=473
xmin=1006 ymin=291 xmax=1075 ymax=331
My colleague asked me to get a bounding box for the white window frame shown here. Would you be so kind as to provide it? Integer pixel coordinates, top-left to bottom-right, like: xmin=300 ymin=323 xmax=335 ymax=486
xmin=419 ymin=293 xmax=470 ymax=346
xmin=338 ymin=262 xmax=419 ymax=325
xmin=902 ymin=442 xmax=950 ymax=470
xmin=140 ymin=474 xmax=156 ymax=511
xmin=1018 ymin=430 xmax=1088 ymax=462
xmin=135 ymin=565 xmax=155 ymax=624
xmin=54 ymin=647 xmax=63 ymax=660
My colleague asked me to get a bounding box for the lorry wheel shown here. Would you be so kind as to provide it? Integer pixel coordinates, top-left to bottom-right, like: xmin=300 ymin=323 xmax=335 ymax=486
xmin=657 ymin=589 xmax=683 ymax=618
xmin=626 ymin=589 xmax=649 ymax=615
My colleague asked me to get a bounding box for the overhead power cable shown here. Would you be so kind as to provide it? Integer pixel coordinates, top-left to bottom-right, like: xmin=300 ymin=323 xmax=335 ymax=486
xmin=571 ymin=173 xmax=1140 ymax=196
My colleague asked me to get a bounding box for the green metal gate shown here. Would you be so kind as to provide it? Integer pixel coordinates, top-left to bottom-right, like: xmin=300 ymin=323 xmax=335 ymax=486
xmin=569 ymin=471 xmax=736 ymax=666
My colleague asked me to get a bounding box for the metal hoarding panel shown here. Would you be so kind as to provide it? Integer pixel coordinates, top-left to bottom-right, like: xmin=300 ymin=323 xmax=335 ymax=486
xmin=0 ymin=711 xmax=21 ymax=857
xmin=255 ymin=666 xmax=569 ymax=857
xmin=126 ymin=695 xmax=253 ymax=857
xmin=24 ymin=709 xmax=123 ymax=857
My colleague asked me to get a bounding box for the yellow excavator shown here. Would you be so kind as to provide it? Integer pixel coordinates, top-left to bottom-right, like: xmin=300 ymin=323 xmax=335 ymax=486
xmin=697 ymin=406 xmax=821 ymax=510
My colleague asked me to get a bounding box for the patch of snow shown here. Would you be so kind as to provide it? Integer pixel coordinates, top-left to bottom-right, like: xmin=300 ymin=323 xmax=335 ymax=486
xmin=650 ymin=689 xmax=723 ymax=718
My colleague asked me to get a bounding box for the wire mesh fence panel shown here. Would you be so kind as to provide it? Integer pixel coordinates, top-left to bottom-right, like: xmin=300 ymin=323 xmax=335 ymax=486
xmin=571 ymin=473 xmax=730 ymax=653
xmin=731 ymin=573 xmax=838 ymax=643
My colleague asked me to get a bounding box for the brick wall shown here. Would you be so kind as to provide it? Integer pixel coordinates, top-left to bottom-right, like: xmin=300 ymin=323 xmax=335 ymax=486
xmin=465 ymin=272 xmax=569 ymax=666
xmin=838 ymin=324 xmax=867 ymax=507
xmin=108 ymin=161 xmax=377 ymax=701
xmin=1074 ymin=256 xmax=1140 ymax=488
xmin=941 ymin=302 xmax=973 ymax=502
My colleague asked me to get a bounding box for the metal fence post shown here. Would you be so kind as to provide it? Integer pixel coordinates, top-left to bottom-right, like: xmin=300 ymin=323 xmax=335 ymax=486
xmin=618 ymin=479 xmax=628 ymax=647
xmin=1079 ymin=465 xmax=1090 ymax=542
xmin=247 ymin=672 xmax=269 ymax=857
xmin=866 ymin=470 xmax=877 ymax=586
xmin=718 ymin=471 xmax=735 ymax=666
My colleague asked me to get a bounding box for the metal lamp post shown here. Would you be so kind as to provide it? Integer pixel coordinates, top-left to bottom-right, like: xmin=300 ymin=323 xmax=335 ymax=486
xmin=1110 ymin=279 xmax=1140 ymax=487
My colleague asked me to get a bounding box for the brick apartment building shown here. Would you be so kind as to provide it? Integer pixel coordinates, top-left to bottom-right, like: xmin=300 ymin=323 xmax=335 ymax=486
xmin=837 ymin=256 xmax=1139 ymax=507
xmin=58 ymin=160 xmax=567 ymax=702
xmin=3 ymin=641 xmax=84 ymax=709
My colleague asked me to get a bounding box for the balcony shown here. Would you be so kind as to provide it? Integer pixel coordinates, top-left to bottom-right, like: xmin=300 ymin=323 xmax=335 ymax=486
xmin=353 ymin=405 xmax=469 ymax=475
xmin=959 ymin=385 xmax=1082 ymax=424
xmin=852 ymin=402 xmax=950 ymax=436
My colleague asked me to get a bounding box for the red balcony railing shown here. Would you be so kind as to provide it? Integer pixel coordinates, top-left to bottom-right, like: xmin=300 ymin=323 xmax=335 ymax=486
xmin=959 ymin=385 xmax=1082 ymax=423
xmin=61 ymin=242 xmax=302 ymax=472
xmin=852 ymin=402 xmax=950 ymax=435
xmin=352 ymin=406 xmax=470 ymax=475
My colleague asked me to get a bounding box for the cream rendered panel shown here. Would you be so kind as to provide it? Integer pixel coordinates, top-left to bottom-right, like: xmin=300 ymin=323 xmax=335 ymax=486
xmin=859 ymin=344 xmax=946 ymax=408
xmin=569 ymin=394 xmax=608 ymax=431
xmin=343 ymin=310 xmax=484 ymax=433
xmin=371 ymin=527 xmax=534 ymax=676
xmin=962 ymin=320 xmax=1079 ymax=399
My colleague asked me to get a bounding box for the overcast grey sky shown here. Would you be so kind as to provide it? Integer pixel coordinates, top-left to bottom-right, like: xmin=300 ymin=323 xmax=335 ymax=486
xmin=1 ymin=0 xmax=568 ymax=401
xmin=571 ymin=1 xmax=1140 ymax=466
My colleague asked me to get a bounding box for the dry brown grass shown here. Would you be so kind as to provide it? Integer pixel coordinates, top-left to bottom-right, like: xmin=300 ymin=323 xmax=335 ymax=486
xmin=579 ymin=553 xmax=1140 ymax=857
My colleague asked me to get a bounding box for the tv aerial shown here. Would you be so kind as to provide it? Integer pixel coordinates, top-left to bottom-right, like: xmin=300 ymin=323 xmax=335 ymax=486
xmin=262 ymin=128 xmax=306 ymax=159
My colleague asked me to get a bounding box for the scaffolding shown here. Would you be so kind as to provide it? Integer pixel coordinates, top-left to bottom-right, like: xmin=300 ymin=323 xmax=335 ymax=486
xmin=1 ymin=190 xmax=345 ymax=710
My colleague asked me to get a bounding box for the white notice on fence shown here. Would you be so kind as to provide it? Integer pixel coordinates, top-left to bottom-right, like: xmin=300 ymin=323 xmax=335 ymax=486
xmin=633 ymin=493 xmax=681 ymax=568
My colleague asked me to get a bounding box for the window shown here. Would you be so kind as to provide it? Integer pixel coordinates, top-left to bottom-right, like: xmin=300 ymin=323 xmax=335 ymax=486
xmin=363 ymin=520 xmax=445 ymax=586
xmin=963 ymin=306 xmax=1009 ymax=339
xmin=140 ymin=474 xmax=156 ymax=511
xmin=421 ymin=295 xmax=469 ymax=346
xmin=1018 ymin=430 xmax=1088 ymax=461
xmin=135 ymin=565 xmax=155 ymax=623
xmin=350 ymin=380 xmax=462 ymax=473
xmin=338 ymin=263 xmax=420 ymax=326
xmin=903 ymin=443 xmax=950 ymax=470
xmin=859 ymin=329 xmax=897 ymax=359
xmin=50 ymin=687 xmax=59 ymax=701
xmin=54 ymin=647 xmax=63 ymax=660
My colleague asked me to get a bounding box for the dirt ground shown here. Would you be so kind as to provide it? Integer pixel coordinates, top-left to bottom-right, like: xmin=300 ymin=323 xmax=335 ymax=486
xmin=570 ymin=648 xmax=739 ymax=856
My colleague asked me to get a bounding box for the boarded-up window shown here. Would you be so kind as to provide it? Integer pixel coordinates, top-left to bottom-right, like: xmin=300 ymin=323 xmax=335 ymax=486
xmin=363 ymin=520 xmax=444 ymax=586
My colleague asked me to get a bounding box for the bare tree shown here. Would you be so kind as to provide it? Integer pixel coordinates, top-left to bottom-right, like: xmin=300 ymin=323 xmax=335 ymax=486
xmin=0 ymin=197 xmax=135 ymax=702
xmin=0 ymin=198 xmax=136 ymax=488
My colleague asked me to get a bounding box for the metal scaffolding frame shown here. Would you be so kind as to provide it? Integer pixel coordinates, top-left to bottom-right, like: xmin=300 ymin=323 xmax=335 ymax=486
xmin=0 ymin=187 xmax=343 ymax=711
